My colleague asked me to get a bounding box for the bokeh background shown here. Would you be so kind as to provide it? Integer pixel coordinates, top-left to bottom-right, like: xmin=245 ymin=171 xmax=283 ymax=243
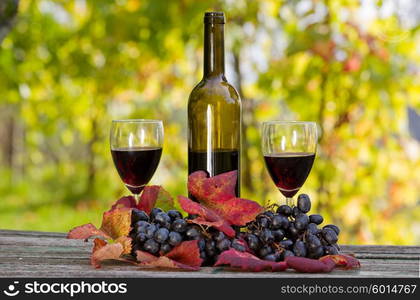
xmin=0 ymin=0 xmax=419 ymax=245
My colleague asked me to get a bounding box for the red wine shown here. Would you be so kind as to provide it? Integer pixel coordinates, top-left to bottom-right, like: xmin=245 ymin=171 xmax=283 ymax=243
xmin=264 ymin=152 xmax=315 ymax=198
xmin=111 ymin=147 xmax=162 ymax=194
xmin=188 ymin=149 xmax=239 ymax=196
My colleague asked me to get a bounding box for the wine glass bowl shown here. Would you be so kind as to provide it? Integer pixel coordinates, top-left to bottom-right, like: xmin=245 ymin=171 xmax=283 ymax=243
xmin=262 ymin=121 xmax=318 ymax=206
xmin=110 ymin=119 xmax=163 ymax=199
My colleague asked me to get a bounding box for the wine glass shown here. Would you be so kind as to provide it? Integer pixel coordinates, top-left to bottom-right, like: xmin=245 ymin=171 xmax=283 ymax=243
xmin=110 ymin=119 xmax=163 ymax=201
xmin=262 ymin=121 xmax=318 ymax=207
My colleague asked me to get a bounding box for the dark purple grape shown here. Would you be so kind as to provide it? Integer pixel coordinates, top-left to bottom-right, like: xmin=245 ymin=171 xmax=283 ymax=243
xmin=263 ymin=211 xmax=274 ymax=218
xmin=132 ymin=209 xmax=149 ymax=223
xmin=277 ymin=205 xmax=292 ymax=216
xmin=307 ymin=223 xmax=320 ymax=235
xmin=323 ymin=224 xmax=340 ymax=235
xmin=295 ymin=213 xmax=309 ymax=231
xmin=136 ymin=221 xmax=149 ymax=233
xmin=136 ymin=232 xmax=147 ymax=243
xmin=150 ymin=207 xmax=163 ymax=220
xmin=292 ymin=206 xmax=301 ymax=217
xmin=171 ymin=219 xmax=187 ymax=233
xmin=160 ymin=243 xmax=172 ymax=254
xmin=258 ymin=216 xmax=270 ymax=228
xmin=288 ymin=222 xmax=299 ymax=239
xmin=279 ymin=239 xmax=294 ymax=249
xmin=205 ymin=240 xmax=215 ymax=252
xmin=185 ymin=227 xmax=201 ymax=240
xmin=324 ymin=245 xmax=339 ymax=255
xmin=144 ymin=239 xmax=159 ymax=254
xmin=264 ymin=254 xmax=278 ymax=262
xmin=281 ymin=250 xmax=295 ymax=260
xmin=258 ymin=245 xmax=273 ymax=257
xmin=154 ymin=228 xmax=169 ymax=243
xmin=308 ymin=246 xmax=324 ymax=259
xmin=260 ymin=229 xmax=274 ymax=243
xmin=293 ymin=240 xmax=307 ymax=257
xmin=272 ymin=229 xmax=285 ymax=242
xmin=309 ymin=214 xmax=323 ymax=225
xmin=297 ymin=194 xmax=311 ymax=213
xmin=167 ymin=210 xmax=182 ymax=220
xmin=145 ymin=224 xmax=158 ymax=239
xmin=246 ymin=234 xmax=259 ymax=250
xmin=216 ymin=239 xmax=231 ymax=252
xmin=322 ymin=228 xmax=338 ymax=244
xmin=155 ymin=212 xmax=171 ymax=225
xmin=306 ymin=234 xmax=322 ymax=250
xmin=271 ymin=215 xmax=284 ymax=229
xmin=168 ymin=231 xmax=182 ymax=246
xmin=213 ymin=231 xmax=225 ymax=242
xmin=231 ymin=239 xmax=246 ymax=252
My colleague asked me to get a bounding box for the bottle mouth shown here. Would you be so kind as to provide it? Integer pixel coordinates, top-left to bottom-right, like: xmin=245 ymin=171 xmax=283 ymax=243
xmin=204 ymin=12 xmax=225 ymax=24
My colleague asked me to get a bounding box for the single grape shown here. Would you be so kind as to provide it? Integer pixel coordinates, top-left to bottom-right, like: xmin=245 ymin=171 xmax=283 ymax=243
xmin=293 ymin=240 xmax=307 ymax=257
xmin=205 ymin=240 xmax=216 ymax=252
xmin=216 ymin=239 xmax=231 ymax=252
xmin=277 ymin=205 xmax=292 ymax=216
xmin=308 ymin=246 xmax=324 ymax=259
xmin=279 ymin=239 xmax=294 ymax=249
xmin=258 ymin=216 xmax=270 ymax=228
xmin=271 ymin=215 xmax=284 ymax=230
xmin=154 ymin=228 xmax=169 ymax=243
xmin=144 ymin=239 xmax=159 ymax=254
xmin=260 ymin=229 xmax=274 ymax=244
xmin=145 ymin=224 xmax=158 ymax=239
xmin=155 ymin=212 xmax=171 ymax=225
xmin=258 ymin=245 xmax=273 ymax=257
xmin=323 ymin=224 xmax=340 ymax=235
xmin=324 ymin=245 xmax=339 ymax=255
xmin=212 ymin=231 xmax=225 ymax=242
xmin=132 ymin=209 xmax=149 ymax=223
xmin=295 ymin=213 xmax=309 ymax=231
xmin=136 ymin=221 xmax=149 ymax=233
xmin=136 ymin=232 xmax=147 ymax=243
xmin=161 ymin=243 xmax=172 ymax=254
xmin=263 ymin=211 xmax=274 ymax=218
xmin=171 ymin=219 xmax=188 ymax=233
xmin=167 ymin=210 xmax=182 ymax=220
xmin=306 ymin=234 xmax=322 ymax=250
xmin=231 ymin=239 xmax=246 ymax=252
xmin=309 ymin=214 xmax=323 ymax=225
xmin=264 ymin=254 xmax=278 ymax=262
xmin=322 ymin=228 xmax=338 ymax=244
xmin=297 ymin=194 xmax=311 ymax=213
xmin=246 ymin=234 xmax=259 ymax=250
xmin=185 ymin=227 xmax=201 ymax=240
xmin=272 ymin=229 xmax=285 ymax=242
xmin=281 ymin=250 xmax=295 ymax=260
xmin=150 ymin=207 xmax=163 ymax=220
xmin=292 ymin=206 xmax=301 ymax=218
xmin=288 ymin=222 xmax=299 ymax=239
xmin=168 ymin=231 xmax=182 ymax=246
xmin=307 ymin=223 xmax=320 ymax=235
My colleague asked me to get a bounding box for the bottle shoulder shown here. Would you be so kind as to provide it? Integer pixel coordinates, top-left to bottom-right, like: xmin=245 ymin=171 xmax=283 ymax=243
xmin=188 ymin=76 xmax=241 ymax=104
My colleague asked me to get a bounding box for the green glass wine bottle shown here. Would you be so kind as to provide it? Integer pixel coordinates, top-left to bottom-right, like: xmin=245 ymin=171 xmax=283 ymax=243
xmin=188 ymin=12 xmax=241 ymax=197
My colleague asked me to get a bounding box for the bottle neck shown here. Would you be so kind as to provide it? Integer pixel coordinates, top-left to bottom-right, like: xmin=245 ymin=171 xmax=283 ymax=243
xmin=203 ymin=22 xmax=225 ymax=77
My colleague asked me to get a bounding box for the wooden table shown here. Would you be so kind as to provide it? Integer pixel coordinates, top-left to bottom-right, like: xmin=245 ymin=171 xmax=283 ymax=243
xmin=0 ymin=229 xmax=419 ymax=278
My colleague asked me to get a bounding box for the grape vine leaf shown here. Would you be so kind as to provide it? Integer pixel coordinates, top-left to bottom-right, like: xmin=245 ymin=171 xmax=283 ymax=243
xmin=214 ymin=249 xmax=288 ymax=272
xmin=285 ymin=254 xmax=361 ymax=273
xmin=180 ymin=171 xmax=263 ymax=237
xmin=136 ymin=240 xmax=203 ymax=270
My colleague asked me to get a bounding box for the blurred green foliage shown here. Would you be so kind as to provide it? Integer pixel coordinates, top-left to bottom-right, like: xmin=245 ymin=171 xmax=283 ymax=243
xmin=0 ymin=0 xmax=419 ymax=244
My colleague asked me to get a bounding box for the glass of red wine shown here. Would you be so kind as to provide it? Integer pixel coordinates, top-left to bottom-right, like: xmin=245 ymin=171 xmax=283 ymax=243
xmin=110 ymin=119 xmax=163 ymax=201
xmin=262 ymin=121 xmax=318 ymax=207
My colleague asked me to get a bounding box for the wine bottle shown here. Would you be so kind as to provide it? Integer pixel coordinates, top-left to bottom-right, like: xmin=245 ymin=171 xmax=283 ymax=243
xmin=188 ymin=12 xmax=241 ymax=197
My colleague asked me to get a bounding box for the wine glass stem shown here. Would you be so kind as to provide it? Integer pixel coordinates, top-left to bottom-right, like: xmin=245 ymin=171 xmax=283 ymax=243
xmin=134 ymin=193 xmax=140 ymax=202
xmin=286 ymin=197 xmax=294 ymax=207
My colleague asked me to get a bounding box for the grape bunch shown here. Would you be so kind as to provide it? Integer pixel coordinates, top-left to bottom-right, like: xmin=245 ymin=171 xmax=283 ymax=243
xmin=130 ymin=194 xmax=341 ymax=264
xmin=242 ymin=194 xmax=340 ymax=262
xmin=130 ymin=207 xmax=245 ymax=265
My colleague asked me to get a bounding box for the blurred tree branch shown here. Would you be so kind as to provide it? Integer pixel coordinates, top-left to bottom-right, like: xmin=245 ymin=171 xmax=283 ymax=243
xmin=0 ymin=0 xmax=19 ymax=44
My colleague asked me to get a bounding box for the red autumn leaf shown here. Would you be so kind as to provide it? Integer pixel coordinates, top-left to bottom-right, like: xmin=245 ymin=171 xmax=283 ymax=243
xmin=110 ymin=196 xmax=137 ymax=210
xmin=182 ymin=171 xmax=263 ymax=236
xmin=136 ymin=240 xmax=203 ymax=270
xmin=286 ymin=256 xmax=336 ymax=273
xmin=90 ymin=237 xmax=133 ymax=268
xmin=138 ymin=185 xmax=173 ymax=214
xmin=178 ymin=196 xmax=236 ymax=237
xmin=320 ymin=254 xmax=361 ymax=270
xmin=67 ymin=223 xmax=110 ymax=240
xmin=214 ymin=249 xmax=288 ymax=272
